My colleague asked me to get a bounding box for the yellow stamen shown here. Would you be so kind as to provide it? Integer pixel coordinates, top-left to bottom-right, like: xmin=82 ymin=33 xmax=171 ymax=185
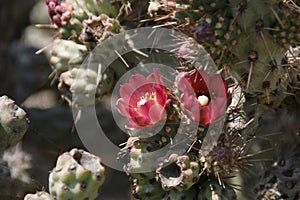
xmin=137 ymin=92 xmax=157 ymax=107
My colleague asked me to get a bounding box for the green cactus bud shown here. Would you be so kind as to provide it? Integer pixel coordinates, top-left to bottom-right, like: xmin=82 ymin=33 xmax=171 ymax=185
xmin=0 ymin=96 xmax=28 ymax=151
xmin=49 ymin=148 xmax=105 ymax=200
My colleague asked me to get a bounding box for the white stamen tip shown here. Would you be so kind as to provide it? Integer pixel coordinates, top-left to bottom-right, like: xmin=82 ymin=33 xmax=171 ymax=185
xmin=137 ymin=99 xmax=147 ymax=106
xmin=197 ymin=95 xmax=209 ymax=106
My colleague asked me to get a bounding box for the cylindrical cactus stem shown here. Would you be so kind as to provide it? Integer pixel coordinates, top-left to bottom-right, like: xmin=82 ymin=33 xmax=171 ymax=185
xmin=24 ymin=191 xmax=54 ymax=200
xmin=49 ymin=148 xmax=105 ymax=200
xmin=0 ymin=95 xmax=29 ymax=151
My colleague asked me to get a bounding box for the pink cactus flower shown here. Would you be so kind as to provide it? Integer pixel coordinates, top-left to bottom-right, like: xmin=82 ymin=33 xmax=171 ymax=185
xmin=175 ymin=69 xmax=231 ymax=126
xmin=116 ymin=69 xmax=170 ymax=130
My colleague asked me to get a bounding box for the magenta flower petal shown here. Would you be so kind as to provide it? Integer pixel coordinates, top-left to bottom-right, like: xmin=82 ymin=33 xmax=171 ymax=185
xmin=116 ymin=99 xmax=130 ymax=117
xmin=148 ymin=103 xmax=166 ymax=124
xmin=176 ymin=70 xmax=231 ymax=126
xmin=116 ymin=69 xmax=170 ymax=130
xmin=210 ymin=75 xmax=227 ymax=98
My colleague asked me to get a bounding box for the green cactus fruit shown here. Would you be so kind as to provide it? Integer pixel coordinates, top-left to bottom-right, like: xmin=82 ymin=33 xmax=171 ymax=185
xmin=58 ymin=68 xmax=115 ymax=105
xmin=24 ymin=191 xmax=54 ymax=200
xmin=122 ymin=137 xmax=163 ymax=173
xmin=0 ymin=95 xmax=28 ymax=151
xmin=198 ymin=176 xmax=237 ymax=200
xmin=49 ymin=148 xmax=105 ymax=200
xmin=58 ymin=0 xmax=121 ymax=40
xmin=122 ymin=121 xmax=187 ymax=173
xmin=254 ymin=151 xmax=300 ymax=200
xmin=156 ymin=153 xmax=200 ymax=192
xmin=79 ymin=14 xmax=121 ymax=45
xmin=49 ymin=39 xmax=88 ymax=76
xmin=131 ymin=172 xmax=167 ymax=200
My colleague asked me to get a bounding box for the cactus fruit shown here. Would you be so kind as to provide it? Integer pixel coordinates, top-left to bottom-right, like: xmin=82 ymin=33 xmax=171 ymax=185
xmin=49 ymin=39 xmax=88 ymax=77
xmin=46 ymin=0 xmax=74 ymax=29
xmin=49 ymin=148 xmax=105 ymax=200
xmin=156 ymin=153 xmax=200 ymax=192
xmin=46 ymin=0 xmax=122 ymax=42
xmin=79 ymin=14 xmax=121 ymax=45
xmin=0 ymin=95 xmax=28 ymax=151
xmin=58 ymin=67 xmax=116 ymax=104
xmin=24 ymin=191 xmax=54 ymax=200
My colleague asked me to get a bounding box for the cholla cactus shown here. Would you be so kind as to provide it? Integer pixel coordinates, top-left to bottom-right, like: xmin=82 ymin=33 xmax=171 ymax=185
xmin=35 ymin=0 xmax=300 ymax=199
xmin=0 ymin=95 xmax=28 ymax=151
xmin=145 ymin=0 xmax=299 ymax=108
xmin=48 ymin=148 xmax=105 ymax=200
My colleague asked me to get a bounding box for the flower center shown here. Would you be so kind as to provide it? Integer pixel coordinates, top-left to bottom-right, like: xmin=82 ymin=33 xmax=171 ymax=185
xmin=137 ymin=92 xmax=157 ymax=107
xmin=197 ymin=95 xmax=209 ymax=106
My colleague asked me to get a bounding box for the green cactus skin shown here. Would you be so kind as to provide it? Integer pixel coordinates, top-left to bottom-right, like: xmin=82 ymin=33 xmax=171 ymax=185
xmin=49 ymin=39 xmax=88 ymax=76
xmin=131 ymin=172 xmax=167 ymax=200
xmin=24 ymin=191 xmax=54 ymax=200
xmin=145 ymin=0 xmax=299 ymax=109
xmin=49 ymin=148 xmax=105 ymax=200
xmin=0 ymin=95 xmax=29 ymax=151
xmin=57 ymin=66 xmax=116 ymax=104
xmin=197 ymin=176 xmax=237 ymax=200
xmin=162 ymin=185 xmax=198 ymax=200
